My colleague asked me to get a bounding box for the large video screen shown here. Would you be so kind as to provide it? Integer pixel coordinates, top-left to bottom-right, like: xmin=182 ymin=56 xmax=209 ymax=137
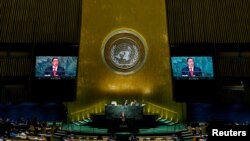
xmin=35 ymin=56 xmax=78 ymax=80
xmin=171 ymin=56 xmax=214 ymax=80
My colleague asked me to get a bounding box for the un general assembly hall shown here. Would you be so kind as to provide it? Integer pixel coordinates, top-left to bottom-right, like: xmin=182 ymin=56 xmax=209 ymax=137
xmin=1 ymin=0 xmax=250 ymax=141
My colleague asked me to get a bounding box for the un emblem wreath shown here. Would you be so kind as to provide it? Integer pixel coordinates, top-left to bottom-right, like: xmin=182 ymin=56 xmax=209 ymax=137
xmin=102 ymin=29 xmax=147 ymax=75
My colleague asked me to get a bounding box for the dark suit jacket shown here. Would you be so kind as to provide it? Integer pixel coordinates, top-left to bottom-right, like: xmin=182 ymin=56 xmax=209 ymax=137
xmin=44 ymin=66 xmax=65 ymax=76
xmin=181 ymin=66 xmax=202 ymax=77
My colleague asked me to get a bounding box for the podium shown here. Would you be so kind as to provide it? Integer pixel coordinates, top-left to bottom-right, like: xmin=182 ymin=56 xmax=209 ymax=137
xmin=105 ymin=105 xmax=144 ymax=133
xmin=105 ymin=105 xmax=144 ymax=120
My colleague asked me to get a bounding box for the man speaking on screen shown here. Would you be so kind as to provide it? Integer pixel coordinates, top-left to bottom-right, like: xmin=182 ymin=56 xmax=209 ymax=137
xmin=44 ymin=57 xmax=65 ymax=77
xmin=181 ymin=57 xmax=202 ymax=77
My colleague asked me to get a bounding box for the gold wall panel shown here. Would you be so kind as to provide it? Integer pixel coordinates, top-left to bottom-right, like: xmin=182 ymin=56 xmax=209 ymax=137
xmin=67 ymin=0 xmax=185 ymax=122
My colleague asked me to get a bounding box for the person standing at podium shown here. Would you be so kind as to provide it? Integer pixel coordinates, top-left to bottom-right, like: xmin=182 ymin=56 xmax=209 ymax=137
xmin=120 ymin=111 xmax=126 ymax=122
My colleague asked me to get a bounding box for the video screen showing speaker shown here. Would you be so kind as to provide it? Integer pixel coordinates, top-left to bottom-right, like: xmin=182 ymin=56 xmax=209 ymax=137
xmin=35 ymin=56 xmax=78 ymax=80
xmin=171 ymin=56 xmax=214 ymax=80
xmin=170 ymin=45 xmax=218 ymax=102
xmin=31 ymin=44 xmax=78 ymax=102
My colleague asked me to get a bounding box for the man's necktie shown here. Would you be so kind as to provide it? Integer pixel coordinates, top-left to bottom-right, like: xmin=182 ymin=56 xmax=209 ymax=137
xmin=53 ymin=69 xmax=56 ymax=76
xmin=189 ymin=68 xmax=194 ymax=77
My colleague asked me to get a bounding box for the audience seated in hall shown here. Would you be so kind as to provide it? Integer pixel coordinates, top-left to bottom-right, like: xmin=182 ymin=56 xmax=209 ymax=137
xmin=27 ymin=122 xmax=36 ymax=134
xmin=50 ymin=121 xmax=59 ymax=135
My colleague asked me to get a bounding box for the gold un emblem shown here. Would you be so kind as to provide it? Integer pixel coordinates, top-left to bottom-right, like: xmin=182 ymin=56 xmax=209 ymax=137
xmin=102 ymin=29 xmax=147 ymax=75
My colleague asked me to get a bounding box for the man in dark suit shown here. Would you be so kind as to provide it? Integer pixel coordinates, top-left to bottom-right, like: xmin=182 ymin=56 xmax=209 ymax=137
xmin=181 ymin=57 xmax=202 ymax=77
xmin=44 ymin=57 xmax=65 ymax=77
xmin=124 ymin=99 xmax=129 ymax=106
